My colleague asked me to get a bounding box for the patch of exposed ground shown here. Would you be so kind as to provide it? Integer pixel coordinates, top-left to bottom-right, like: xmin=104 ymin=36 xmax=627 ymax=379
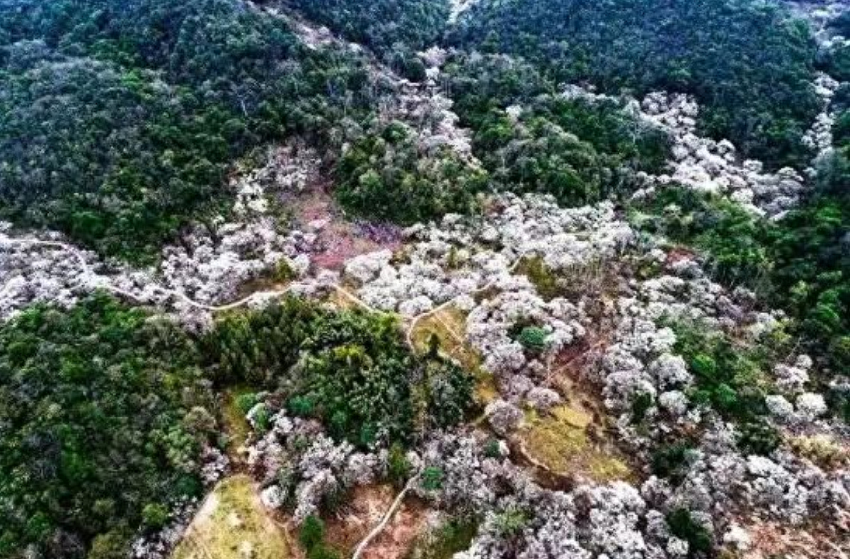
xmin=742 ymin=516 xmax=850 ymax=559
xmin=283 ymin=176 xmax=402 ymax=271
xmin=324 ymin=484 xmax=430 ymax=559
xmin=171 ymin=475 xmax=290 ymax=559
xmin=222 ymin=388 xmax=256 ymax=466
xmin=405 ymin=516 xmax=479 ymax=559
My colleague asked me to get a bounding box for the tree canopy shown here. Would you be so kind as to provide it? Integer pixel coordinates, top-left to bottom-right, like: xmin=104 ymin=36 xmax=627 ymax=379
xmin=449 ymin=0 xmax=820 ymax=169
xmin=0 ymin=294 xmax=216 ymax=557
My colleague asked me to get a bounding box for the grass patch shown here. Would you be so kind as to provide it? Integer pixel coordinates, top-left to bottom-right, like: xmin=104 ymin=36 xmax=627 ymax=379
xmin=410 ymin=307 xmax=481 ymax=371
xmin=222 ymin=387 xmax=256 ymax=460
xmin=515 ymin=256 xmax=564 ymax=301
xmin=172 ymin=475 xmax=289 ymax=559
xmin=409 ymin=305 xmax=497 ymax=405
xmin=520 ymin=404 xmax=630 ymax=483
xmin=405 ymin=516 xmax=478 ymax=559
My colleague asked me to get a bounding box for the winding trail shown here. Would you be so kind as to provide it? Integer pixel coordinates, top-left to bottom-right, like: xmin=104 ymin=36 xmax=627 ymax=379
xmin=350 ymin=474 xmax=420 ymax=559
xmin=3 ymin=237 xmax=531 ymax=351
xmin=3 ymin=237 xmax=384 ymax=314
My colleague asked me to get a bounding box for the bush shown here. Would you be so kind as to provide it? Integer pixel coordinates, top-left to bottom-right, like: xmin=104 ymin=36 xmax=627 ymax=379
xmin=235 ymin=393 xmax=260 ymax=415
xmin=631 ymin=392 xmax=655 ymax=424
xmin=651 ymin=442 xmax=694 ymax=483
xmin=493 ymin=506 xmax=529 ymax=538
xmin=421 ymin=466 xmax=444 ymax=491
xmin=666 ymin=508 xmax=712 ymax=557
xmin=87 ymin=529 xmax=132 ymax=559
xmin=388 ymin=443 xmax=412 ymax=488
xmin=670 ymin=320 xmax=772 ymax=421
xmin=299 ymin=515 xmax=326 ymax=551
xmin=409 ymin=517 xmax=479 ymax=559
xmin=737 ymin=421 xmax=781 ymax=456
xmin=141 ymin=504 xmax=169 ymax=530
xmin=516 ymin=326 xmax=549 ymax=353
xmin=483 ymin=439 xmax=503 ymax=459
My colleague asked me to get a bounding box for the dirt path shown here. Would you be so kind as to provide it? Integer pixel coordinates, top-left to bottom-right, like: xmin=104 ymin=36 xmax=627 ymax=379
xmin=5 ymin=238 xmax=529 ymax=356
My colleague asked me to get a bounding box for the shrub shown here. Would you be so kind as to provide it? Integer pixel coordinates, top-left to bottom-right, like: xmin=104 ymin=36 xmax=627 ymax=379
xmin=252 ymin=404 xmax=272 ymax=434
xmin=421 ymin=467 xmax=444 ymax=491
xmin=141 ymin=504 xmax=169 ymax=530
xmin=483 ymin=439 xmax=503 ymax=459
xmin=516 ymin=326 xmax=549 ymax=353
xmin=388 ymin=443 xmax=412 ymax=488
xmin=666 ymin=508 xmax=712 ymax=556
xmin=235 ymin=393 xmax=260 ymax=415
xmin=737 ymin=421 xmax=781 ymax=456
xmin=493 ymin=506 xmax=529 ymax=538
xmin=651 ymin=442 xmax=694 ymax=483
xmin=631 ymin=392 xmax=655 ymax=424
xmin=87 ymin=529 xmax=132 ymax=559
xmin=299 ymin=515 xmax=326 ymax=551
xmin=409 ymin=517 xmax=479 ymax=559
xmin=668 ymin=319 xmax=773 ymax=424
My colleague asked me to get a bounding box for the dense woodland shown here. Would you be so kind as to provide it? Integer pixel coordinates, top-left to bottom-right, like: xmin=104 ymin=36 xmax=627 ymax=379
xmin=450 ymin=0 xmax=821 ymax=169
xmin=0 ymin=294 xmax=216 ymax=557
xmin=280 ymin=0 xmax=450 ymax=80
xmin=0 ymin=0 xmax=375 ymax=261
xmin=0 ymin=294 xmax=474 ymax=557
xmin=335 ymin=121 xmax=487 ymax=224
xmin=203 ymin=297 xmax=474 ymax=447
xmin=445 ymin=54 xmax=671 ymax=206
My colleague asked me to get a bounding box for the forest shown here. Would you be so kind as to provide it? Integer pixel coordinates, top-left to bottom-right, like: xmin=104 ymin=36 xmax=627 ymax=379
xmin=0 ymin=0 xmax=375 ymax=261
xmin=450 ymin=0 xmax=821 ymax=169
xmin=0 ymin=294 xmax=474 ymax=556
xmin=281 ymin=0 xmax=450 ymax=80
xmin=0 ymin=294 xmax=216 ymax=557
xmin=1 ymin=0 xmax=850 ymax=558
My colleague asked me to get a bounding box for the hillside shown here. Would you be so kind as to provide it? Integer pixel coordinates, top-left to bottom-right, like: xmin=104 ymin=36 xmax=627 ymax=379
xmin=1 ymin=1 xmax=849 ymax=558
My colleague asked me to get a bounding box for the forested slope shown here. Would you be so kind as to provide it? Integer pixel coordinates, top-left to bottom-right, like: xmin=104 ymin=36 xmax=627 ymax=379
xmin=280 ymin=0 xmax=450 ymax=79
xmin=450 ymin=0 xmax=820 ymax=169
xmin=2 ymin=1 xmax=850 ymax=559
xmin=0 ymin=0 xmax=373 ymax=261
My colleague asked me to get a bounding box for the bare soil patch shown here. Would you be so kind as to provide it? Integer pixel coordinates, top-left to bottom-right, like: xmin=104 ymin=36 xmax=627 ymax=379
xmin=285 ymin=180 xmax=402 ymax=271
xmin=324 ymin=484 xmax=430 ymax=559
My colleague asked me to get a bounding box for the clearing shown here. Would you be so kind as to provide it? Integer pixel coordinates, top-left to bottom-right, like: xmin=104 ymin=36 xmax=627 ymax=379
xmin=408 ymin=305 xmax=497 ymax=404
xmin=171 ymin=475 xmax=290 ymax=559
xmin=517 ymin=402 xmax=630 ymax=484
xmin=324 ymin=484 xmax=430 ymax=559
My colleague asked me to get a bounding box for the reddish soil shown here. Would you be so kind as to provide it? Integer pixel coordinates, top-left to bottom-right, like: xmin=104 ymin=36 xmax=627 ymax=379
xmin=665 ymin=246 xmax=697 ymax=267
xmin=323 ymin=484 xmax=430 ymax=559
xmin=742 ymin=516 xmax=850 ymax=559
xmin=285 ymin=180 xmax=402 ymax=271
